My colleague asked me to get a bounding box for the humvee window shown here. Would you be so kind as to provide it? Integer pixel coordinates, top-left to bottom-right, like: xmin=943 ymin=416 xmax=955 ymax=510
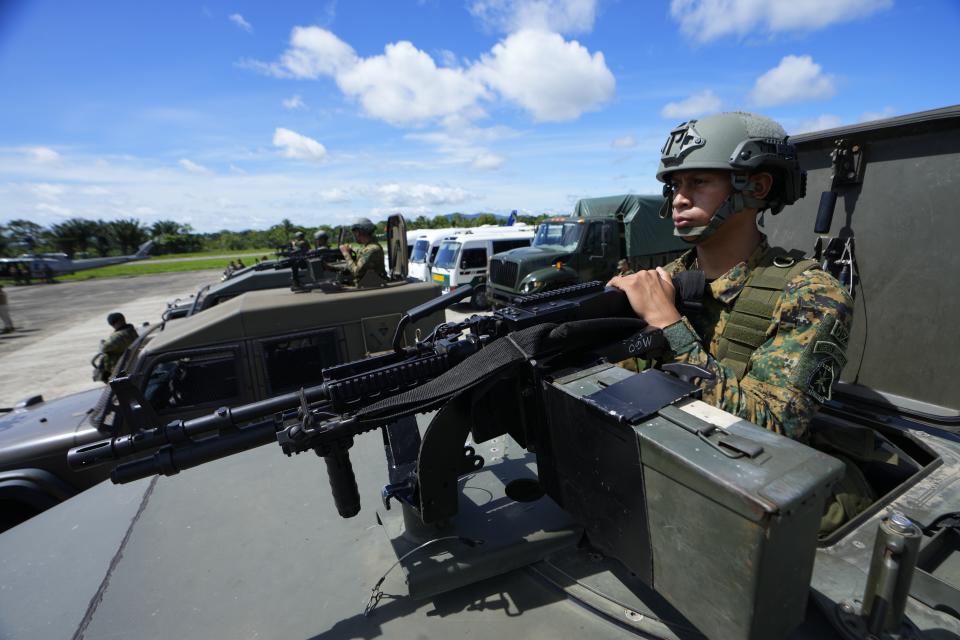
xmin=262 ymin=331 xmax=339 ymax=395
xmin=143 ymin=351 xmax=240 ymax=412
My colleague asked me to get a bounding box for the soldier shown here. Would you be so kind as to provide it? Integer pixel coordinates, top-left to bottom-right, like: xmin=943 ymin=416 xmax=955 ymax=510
xmin=314 ymin=230 xmax=330 ymax=249
xmin=616 ymin=259 xmax=634 ymax=276
xmin=97 ymin=312 xmax=138 ymax=382
xmin=290 ymin=231 xmax=310 ymax=290
xmin=607 ymin=112 xmax=864 ymax=532
xmin=336 ymin=217 xmax=387 ymax=287
xmin=0 ymin=284 xmax=14 ymax=334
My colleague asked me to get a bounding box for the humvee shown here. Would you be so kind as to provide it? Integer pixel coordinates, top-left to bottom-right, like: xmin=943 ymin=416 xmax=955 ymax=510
xmin=1 ymin=106 xmax=959 ymax=640
xmin=0 ymin=216 xmax=444 ymax=531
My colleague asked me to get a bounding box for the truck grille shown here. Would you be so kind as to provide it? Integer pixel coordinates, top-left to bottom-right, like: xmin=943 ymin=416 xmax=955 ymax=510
xmin=488 ymin=259 xmax=518 ymax=288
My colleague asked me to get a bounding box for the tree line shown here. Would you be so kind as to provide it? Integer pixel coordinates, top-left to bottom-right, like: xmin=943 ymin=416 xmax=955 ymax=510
xmin=0 ymin=212 xmax=550 ymax=259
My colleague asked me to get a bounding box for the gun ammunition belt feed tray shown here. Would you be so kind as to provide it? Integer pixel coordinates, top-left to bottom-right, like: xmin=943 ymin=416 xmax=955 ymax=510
xmin=543 ymin=364 xmax=844 ymax=640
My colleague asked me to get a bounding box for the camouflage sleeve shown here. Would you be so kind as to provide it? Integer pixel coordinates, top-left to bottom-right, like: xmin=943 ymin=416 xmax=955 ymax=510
xmin=343 ymin=244 xmax=374 ymax=279
xmin=101 ymin=331 xmax=127 ymax=356
xmin=662 ymin=269 xmax=853 ymax=441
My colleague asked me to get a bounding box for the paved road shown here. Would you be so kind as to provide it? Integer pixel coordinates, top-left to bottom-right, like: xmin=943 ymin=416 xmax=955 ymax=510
xmin=0 ymin=271 xmax=218 ymax=406
xmin=0 ymin=272 xmax=471 ymax=407
xmin=147 ymin=252 xmax=270 ymax=265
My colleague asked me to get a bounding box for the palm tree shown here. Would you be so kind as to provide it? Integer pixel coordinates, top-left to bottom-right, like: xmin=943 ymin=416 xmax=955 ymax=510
xmin=47 ymin=218 xmax=101 ymax=257
xmin=108 ymin=219 xmax=148 ymax=255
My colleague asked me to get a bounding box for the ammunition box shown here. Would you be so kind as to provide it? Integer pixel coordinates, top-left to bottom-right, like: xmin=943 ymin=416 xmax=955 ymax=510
xmin=542 ymin=364 xmax=844 ymax=640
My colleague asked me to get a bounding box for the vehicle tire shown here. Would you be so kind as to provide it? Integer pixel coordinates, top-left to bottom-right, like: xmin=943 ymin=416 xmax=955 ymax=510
xmin=470 ymin=287 xmax=490 ymax=310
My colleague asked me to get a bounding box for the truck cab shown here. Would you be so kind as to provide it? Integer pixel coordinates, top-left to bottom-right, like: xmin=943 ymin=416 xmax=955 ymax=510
xmin=486 ymin=195 xmax=687 ymax=304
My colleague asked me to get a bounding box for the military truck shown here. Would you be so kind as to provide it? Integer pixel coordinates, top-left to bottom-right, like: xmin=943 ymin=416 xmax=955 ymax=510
xmin=162 ymin=262 xmax=294 ymax=320
xmin=486 ymin=194 xmax=689 ymax=303
xmin=3 ymin=105 xmax=960 ymax=640
xmin=0 ymin=216 xmax=444 ymax=532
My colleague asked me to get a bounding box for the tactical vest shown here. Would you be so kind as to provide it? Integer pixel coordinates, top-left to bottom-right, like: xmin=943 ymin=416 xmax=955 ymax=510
xmin=714 ymin=247 xmax=818 ymax=380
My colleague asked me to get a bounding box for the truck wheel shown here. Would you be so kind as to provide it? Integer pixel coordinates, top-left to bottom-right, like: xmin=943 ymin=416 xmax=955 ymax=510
xmin=470 ymin=287 xmax=490 ymax=310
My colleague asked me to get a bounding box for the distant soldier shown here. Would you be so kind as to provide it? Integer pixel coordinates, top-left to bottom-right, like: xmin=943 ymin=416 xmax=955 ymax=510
xmin=616 ymin=259 xmax=634 ymax=276
xmin=42 ymin=263 xmax=55 ymax=284
xmin=0 ymin=284 xmax=14 ymax=334
xmin=237 ymin=259 xmax=246 ymax=269
xmin=290 ymin=231 xmax=310 ymax=290
xmin=314 ymin=230 xmax=330 ymax=249
xmin=96 ymin=312 xmax=138 ymax=383
xmin=336 ymin=217 xmax=387 ymax=288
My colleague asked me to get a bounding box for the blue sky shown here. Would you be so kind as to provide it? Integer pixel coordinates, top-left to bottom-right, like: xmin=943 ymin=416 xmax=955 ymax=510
xmin=1 ymin=0 xmax=957 ymax=232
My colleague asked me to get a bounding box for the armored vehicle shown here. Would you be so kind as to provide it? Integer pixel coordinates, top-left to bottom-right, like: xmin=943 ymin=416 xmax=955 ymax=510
xmin=487 ymin=195 xmax=688 ymax=304
xmin=0 ymin=215 xmax=443 ymax=531
xmin=2 ymin=106 xmax=960 ymax=640
xmin=162 ymin=262 xmax=294 ymax=320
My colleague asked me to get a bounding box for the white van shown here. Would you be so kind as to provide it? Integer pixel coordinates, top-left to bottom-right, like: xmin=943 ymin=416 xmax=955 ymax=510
xmin=408 ymin=228 xmax=467 ymax=282
xmin=430 ymin=228 xmax=534 ymax=308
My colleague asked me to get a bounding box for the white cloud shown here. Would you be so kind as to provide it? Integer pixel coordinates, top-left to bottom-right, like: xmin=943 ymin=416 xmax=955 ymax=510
xmin=670 ymin=0 xmax=893 ymax=42
xmin=29 ymin=183 xmax=65 ymax=200
xmin=80 ymin=186 xmax=110 ymax=196
xmin=472 ymin=152 xmax=506 ymax=169
xmin=473 ymin=29 xmax=614 ymax=122
xmin=611 ymin=134 xmax=638 ymax=149
xmin=179 ymin=158 xmax=212 ymax=174
xmin=790 ymin=114 xmax=843 ymax=134
xmin=377 ymin=183 xmax=472 ymax=207
xmin=336 ymin=41 xmax=489 ymax=126
xmin=26 ymin=147 xmax=61 ymax=164
xmin=469 ymin=0 xmax=599 ymax=34
xmin=748 ymin=55 xmax=836 ymax=107
xmin=246 ymin=26 xmax=613 ymax=126
xmin=272 ymin=127 xmax=328 ymax=161
xmin=283 ymin=94 xmax=307 ymax=110
xmin=229 ymin=13 xmax=253 ymax=33
xmin=319 ymin=187 xmax=351 ymax=202
xmin=437 ymin=49 xmax=459 ymax=68
xmin=660 ymin=89 xmax=722 ymax=119
xmin=860 ymin=106 xmax=897 ymax=122
xmin=36 ymin=202 xmax=72 ymax=217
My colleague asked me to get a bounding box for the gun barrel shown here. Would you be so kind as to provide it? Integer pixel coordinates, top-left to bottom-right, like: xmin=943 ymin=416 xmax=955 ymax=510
xmin=111 ymin=419 xmax=279 ymax=484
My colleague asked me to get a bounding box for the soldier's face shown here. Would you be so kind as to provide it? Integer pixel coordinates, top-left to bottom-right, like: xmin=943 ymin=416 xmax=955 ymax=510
xmin=667 ymin=170 xmax=732 ymax=231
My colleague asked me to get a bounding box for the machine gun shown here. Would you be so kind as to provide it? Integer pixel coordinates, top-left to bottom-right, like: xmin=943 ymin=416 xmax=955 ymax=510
xmin=273 ymin=246 xmax=343 ymax=269
xmin=68 ymin=276 xmax=843 ymax=640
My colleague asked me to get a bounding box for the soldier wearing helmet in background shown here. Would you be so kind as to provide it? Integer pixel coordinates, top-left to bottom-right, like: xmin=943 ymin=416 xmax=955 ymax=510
xmin=289 ymin=231 xmax=310 ymax=290
xmin=314 ymin=229 xmax=330 ymax=250
xmin=336 ymin=217 xmax=387 ymax=288
xmin=608 ymin=112 xmax=864 ymax=533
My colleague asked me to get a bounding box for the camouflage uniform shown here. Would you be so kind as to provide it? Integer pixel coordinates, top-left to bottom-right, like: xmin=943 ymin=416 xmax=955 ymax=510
xmin=101 ymin=324 xmax=138 ymax=381
xmin=656 ymin=238 xmax=853 ymax=443
xmin=343 ymin=241 xmax=387 ymax=286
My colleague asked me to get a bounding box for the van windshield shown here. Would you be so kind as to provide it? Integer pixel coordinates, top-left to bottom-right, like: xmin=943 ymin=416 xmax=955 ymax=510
xmin=433 ymin=240 xmax=460 ymax=269
xmin=533 ymin=222 xmax=584 ymax=252
xmin=411 ymin=239 xmax=431 ymax=263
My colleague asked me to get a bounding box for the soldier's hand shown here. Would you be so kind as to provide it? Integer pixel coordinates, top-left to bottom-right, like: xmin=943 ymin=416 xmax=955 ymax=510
xmin=607 ymin=267 xmax=681 ymax=329
xmin=339 ymin=244 xmax=351 ymax=257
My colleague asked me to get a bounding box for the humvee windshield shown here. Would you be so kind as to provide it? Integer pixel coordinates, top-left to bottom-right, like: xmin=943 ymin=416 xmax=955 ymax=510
xmin=533 ymin=221 xmax=584 ymax=251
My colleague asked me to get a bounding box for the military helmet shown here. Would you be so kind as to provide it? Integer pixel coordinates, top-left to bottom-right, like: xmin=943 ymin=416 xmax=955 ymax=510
xmin=294 ymin=231 xmax=305 ymax=239
xmin=656 ymin=111 xmax=805 ymax=215
xmin=314 ymin=230 xmax=328 ymax=240
xmin=350 ymin=217 xmax=375 ymax=233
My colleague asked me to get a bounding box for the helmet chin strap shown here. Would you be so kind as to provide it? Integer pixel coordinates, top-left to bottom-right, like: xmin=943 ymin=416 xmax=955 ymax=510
xmin=665 ymin=173 xmax=766 ymax=244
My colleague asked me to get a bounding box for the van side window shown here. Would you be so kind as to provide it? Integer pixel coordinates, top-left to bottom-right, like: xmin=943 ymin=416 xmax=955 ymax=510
xmin=492 ymin=239 xmax=530 ymax=253
xmin=144 ymin=351 xmax=239 ymax=413
xmin=461 ymin=248 xmax=487 ymax=269
xmin=262 ymin=331 xmax=339 ymax=394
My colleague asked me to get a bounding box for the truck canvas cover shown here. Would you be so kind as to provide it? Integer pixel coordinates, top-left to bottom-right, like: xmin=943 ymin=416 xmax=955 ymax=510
xmin=573 ymin=194 xmax=687 ymax=257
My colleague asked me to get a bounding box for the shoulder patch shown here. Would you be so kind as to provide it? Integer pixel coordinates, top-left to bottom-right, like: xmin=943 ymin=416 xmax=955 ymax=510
xmin=807 ymin=359 xmax=836 ymax=403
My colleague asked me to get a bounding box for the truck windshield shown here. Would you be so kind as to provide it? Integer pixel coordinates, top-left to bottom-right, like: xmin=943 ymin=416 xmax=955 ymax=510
xmin=433 ymin=241 xmax=460 ymax=269
xmin=411 ymin=239 xmax=431 ymax=263
xmin=533 ymin=222 xmax=584 ymax=251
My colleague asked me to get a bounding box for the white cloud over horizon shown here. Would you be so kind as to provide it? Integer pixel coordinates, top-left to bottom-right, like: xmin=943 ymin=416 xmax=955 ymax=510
xmin=472 ymin=152 xmax=506 ymax=169
xmin=469 ymin=0 xmax=599 ymax=34
xmin=749 ymin=55 xmax=836 ymax=107
xmin=670 ymin=0 xmax=893 ymax=42
xmin=282 ymin=95 xmax=307 ymax=110
xmin=179 ymin=158 xmax=212 ymax=174
xmin=660 ymin=89 xmax=722 ymax=119
xmin=272 ymin=127 xmax=328 ymax=161
xmin=244 ymin=25 xmax=614 ymax=127
xmin=229 ymin=13 xmax=253 ymax=33
xmin=611 ymin=134 xmax=637 ymax=149
xmin=376 ymin=183 xmax=473 ymax=207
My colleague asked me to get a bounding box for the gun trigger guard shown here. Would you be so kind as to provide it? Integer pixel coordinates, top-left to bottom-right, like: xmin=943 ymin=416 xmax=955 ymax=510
xmin=661 ymin=362 xmax=714 ymax=383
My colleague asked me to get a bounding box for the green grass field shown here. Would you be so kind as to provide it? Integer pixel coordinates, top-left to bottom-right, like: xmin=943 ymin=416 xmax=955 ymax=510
xmin=146 ymin=248 xmax=276 ymax=260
